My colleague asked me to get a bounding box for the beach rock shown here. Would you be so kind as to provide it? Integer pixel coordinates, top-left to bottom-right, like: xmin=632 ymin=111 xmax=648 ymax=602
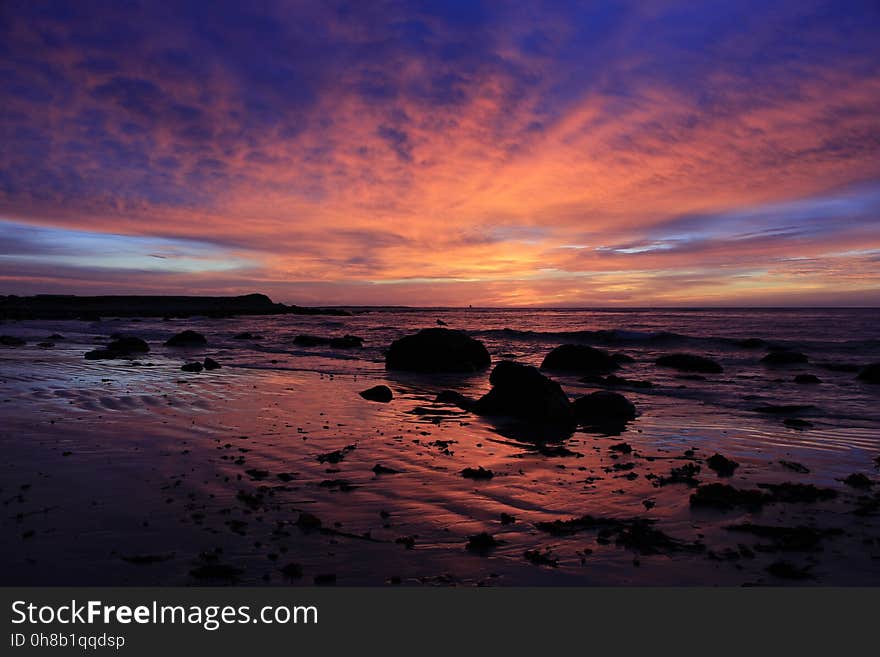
xmin=655 ymin=353 xmax=723 ymax=374
xmin=465 ymin=532 xmax=499 ymax=553
xmin=109 ymin=336 xmax=149 ymax=352
xmin=359 ymin=385 xmax=393 ymax=403
xmin=0 ymin=335 xmax=26 ymax=346
xmin=84 ymin=348 xmax=116 ymax=360
xmin=436 ymin=319 xmax=448 ymax=326
xmin=794 ymin=374 xmax=821 ymax=384
xmin=385 ymin=328 xmax=490 ymax=372
xmin=181 ymin=361 xmax=203 ymax=372
xmin=779 ymin=460 xmax=810 ymax=474
xmin=233 ymin=331 xmax=260 ymax=340
xmin=165 ymin=330 xmax=207 ymax=347
xmin=279 ymin=563 xmax=303 ymax=578
xmin=706 ymin=453 xmax=739 ymax=477
xmin=296 ymin=512 xmax=322 ymax=530
xmin=435 ymin=390 xmax=476 ymax=410
xmin=472 ymin=361 xmax=574 ymax=426
xmin=657 ymin=462 xmax=701 ymax=487
xmin=461 ymin=466 xmax=494 ymax=480
xmin=690 ymin=483 xmax=770 ymax=509
xmin=842 ymin=473 xmax=872 ymax=489
xmin=293 ymin=334 xmax=325 ymax=346
xmin=761 ymin=350 xmax=808 ymax=365
xmin=540 ymin=344 xmax=618 ymax=373
xmin=734 ymin=338 xmax=766 ymax=348
xmin=783 ymin=418 xmax=814 ymax=429
xmin=857 ymin=363 xmax=880 ymax=383
xmin=203 ymin=357 xmax=221 ymax=370
xmin=572 ymin=390 xmax=636 ymax=424
xmin=329 ymin=335 xmax=363 ymax=348
xmin=758 ymin=482 xmax=837 ymax=503
xmin=84 ymin=335 xmax=150 ymax=360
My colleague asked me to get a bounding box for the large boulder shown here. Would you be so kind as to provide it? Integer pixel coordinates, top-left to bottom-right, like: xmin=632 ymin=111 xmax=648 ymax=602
xmin=857 ymin=363 xmax=880 ymax=383
xmin=165 ymin=330 xmax=207 ymax=347
xmin=541 ymin=344 xmax=618 ymax=373
xmin=473 ymin=361 xmax=574 ymax=426
xmin=385 ymin=328 xmax=490 ymax=372
xmin=655 ymin=353 xmax=723 ymax=374
xmin=572 ymin=390 xmax=636 ymax=424
xmin=359 ymin=385 xmax=393 ymax=403
xmin=84 ymin=335 xmax=149 ymax=360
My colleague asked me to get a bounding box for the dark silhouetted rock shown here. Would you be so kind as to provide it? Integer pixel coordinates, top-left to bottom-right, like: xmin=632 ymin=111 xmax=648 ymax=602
xmin=690 ymin=483 xmax=770 ymax=509
xmin=541 ymin=344 xmax=618 ymax=373
xmin=181 ymin=361 xmax=203 ymax=372
xmin=761 ymin=351 xmax=808 ymax=365
xmin=203 ymin=357 xmax=221 ymax=370
xmin=725 ymin=523 xmax=842 ymax=551
xmin=108 ymin=336 xmax=149 ymax=354
xmin=655 ymin=353 xmax=723 ymax=373
xmin=779 ymin=460 xmax=810 ymax=474
xmin=386 ymin=328 xmax=490 ymax=372
xmin=572 ymin=390 xmax=636 ymax=424
xmin=472 ymin=361 xmax=574 ymax=426
xmin=706 ymin=453 xmax=739 ymax=477
xmin=435 ymin=390 xmax=476 ymax=410
xmin=165 ymin=330 xmax=207 ymax=347
xmin=279 ymin=562 xmax=303 ymax=578
xmin=858 ymin=363 xmax=880 ymax=383
xmin=734 ymin=338 xmax=766 ymax=348
xmin=296 ymin=512 xmax=322 ymax=529
xmin=794 ymin=374 xmax=820 ymax=384
xmin=359 ymin=385 xmax=393 ymax=403
xmin=233 ymin=331 xmax=260 ymax=340
xmin=758 ymin=482 xmax=837 ymax=503
xmin=84 ymin=349 xmax=116 ymax=360
xmin=465 ymin=532 xmax=499 ymax=553
xmin=293 ymin=334 xmax=325 ymax=346
xmin=329 ymin=335 xmax=363 ymax=348
xmin=0 ymin=335 xmax=26 ymax=346
xmin=842 ymin=473 xmax=872 ymax=489
xmin=436 ymin=319 xmax=448 ymax=326
xmin=372 ymin=464 xmax=400 ymax=475
xmin=461 ymin=466 xmax=494 ymax=480
xmin=783 ymin=418 xmax=814 ymax=429
xmin=84 ymin=335 xmax=149 ymax=360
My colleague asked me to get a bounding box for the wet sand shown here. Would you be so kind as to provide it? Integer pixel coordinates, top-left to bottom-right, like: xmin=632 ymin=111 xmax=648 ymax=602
xmin=1 ymin=313 xmax=879 ymax=586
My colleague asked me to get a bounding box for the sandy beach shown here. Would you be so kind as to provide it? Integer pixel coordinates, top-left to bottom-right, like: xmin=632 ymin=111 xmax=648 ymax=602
xmin=1 ymin=307 xmax=878 ymax=586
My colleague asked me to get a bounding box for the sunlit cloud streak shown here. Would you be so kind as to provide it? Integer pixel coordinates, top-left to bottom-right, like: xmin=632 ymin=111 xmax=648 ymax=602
xmin=1 ymin=0 xmax=879 ymax=305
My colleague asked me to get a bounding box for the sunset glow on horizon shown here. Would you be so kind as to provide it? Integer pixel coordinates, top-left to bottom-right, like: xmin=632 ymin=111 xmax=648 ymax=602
xmin=2 ymin=1 xmax=879 ymax=306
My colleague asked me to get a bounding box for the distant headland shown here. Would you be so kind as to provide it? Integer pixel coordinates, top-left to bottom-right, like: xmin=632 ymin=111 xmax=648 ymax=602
xmin=0 ymin=293 xmax=350 ymax=320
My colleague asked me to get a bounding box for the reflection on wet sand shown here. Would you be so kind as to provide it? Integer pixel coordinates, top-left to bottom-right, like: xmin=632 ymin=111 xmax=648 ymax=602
xmin=1 ymin=310 xmax=879 ymax=585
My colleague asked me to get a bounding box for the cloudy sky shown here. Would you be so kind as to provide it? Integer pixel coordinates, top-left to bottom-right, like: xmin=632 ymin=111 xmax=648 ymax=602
xmin=2 ymin=0 xmax=879 ymax=306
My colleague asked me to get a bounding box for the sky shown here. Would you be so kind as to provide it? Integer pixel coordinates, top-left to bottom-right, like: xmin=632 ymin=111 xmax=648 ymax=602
xmin=1 ymin=0 xmax=879 ymax=307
